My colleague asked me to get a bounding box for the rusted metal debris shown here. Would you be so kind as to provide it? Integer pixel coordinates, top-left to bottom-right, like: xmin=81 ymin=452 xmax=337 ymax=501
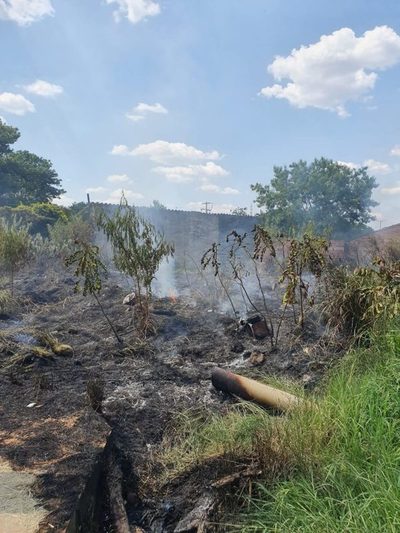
xmin=211 ymin=367 xmax=301 ymax=411
xmin=239 ymin=314 xmax=271 ymax=339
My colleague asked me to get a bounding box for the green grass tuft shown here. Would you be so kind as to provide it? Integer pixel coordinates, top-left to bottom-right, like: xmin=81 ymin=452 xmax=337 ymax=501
xmin=240 ymin=324 xmax=400 ymax=532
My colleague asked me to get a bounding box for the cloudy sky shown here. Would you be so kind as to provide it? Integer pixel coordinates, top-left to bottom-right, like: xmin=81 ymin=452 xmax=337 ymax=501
xmin=1 ymin=0 xmax=400 ymax=226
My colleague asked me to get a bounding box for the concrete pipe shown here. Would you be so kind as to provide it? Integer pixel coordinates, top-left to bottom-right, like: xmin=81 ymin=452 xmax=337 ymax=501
xmin=211 ymin=367 xmax=301 ymax=411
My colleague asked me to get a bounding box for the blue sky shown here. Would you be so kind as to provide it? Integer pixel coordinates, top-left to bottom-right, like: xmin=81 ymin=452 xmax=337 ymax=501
xmin=1 ymin=0 xmax=400 ymax=227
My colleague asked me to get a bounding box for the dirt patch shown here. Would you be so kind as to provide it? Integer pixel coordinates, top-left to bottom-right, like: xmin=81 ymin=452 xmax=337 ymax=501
xmin=0 ymin=458 xmax=46 ymax=533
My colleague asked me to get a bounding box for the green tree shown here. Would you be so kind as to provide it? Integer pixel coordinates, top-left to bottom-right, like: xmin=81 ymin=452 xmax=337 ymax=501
xmin=251 ymin=158 xmax=377 ymax=237
xmin=98 ymin=195 xmax=174 ymax=334
xmin=0 ymin=119 xmax=64 ymax=206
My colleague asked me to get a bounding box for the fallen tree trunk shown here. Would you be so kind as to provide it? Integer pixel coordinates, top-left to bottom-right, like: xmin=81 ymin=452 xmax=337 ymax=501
xmin=211 ymin=367 xmax=301 ymax=411
xmin=106 ymin=447 xmax=130 ymax=533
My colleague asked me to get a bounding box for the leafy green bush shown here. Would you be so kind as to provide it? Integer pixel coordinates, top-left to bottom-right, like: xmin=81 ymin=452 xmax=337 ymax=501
xmin=321 ymin=257 xmax=400 ymax=336
xmin=0 ymin=202 xmax=68 ymax=236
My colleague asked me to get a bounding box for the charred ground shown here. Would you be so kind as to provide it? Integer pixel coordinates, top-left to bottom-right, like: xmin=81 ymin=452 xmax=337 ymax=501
xmin=0 ymin=261 xmax=345 ymax=532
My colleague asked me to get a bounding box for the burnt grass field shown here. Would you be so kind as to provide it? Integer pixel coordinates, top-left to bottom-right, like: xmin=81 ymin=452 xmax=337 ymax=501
xmin=0 ymin=262 xmax=345 ymax=533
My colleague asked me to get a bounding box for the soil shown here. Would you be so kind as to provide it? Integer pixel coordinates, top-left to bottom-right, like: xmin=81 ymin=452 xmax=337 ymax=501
xmin=0 ymin=265 xmax=343 ymax=532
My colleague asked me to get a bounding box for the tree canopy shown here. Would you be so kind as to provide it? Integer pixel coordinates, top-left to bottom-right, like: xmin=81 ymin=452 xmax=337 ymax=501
xmin=0 ymin=119 xmax=64 ymax=207
xmin=251 ymin=158 xmax=378 ymax=237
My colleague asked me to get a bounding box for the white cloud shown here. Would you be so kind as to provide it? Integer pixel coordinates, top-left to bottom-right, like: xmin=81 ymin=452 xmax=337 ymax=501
xmin=111 ymin=144 xmax=130 ymax=155
xmin=0 ymin=0 xmax=54 ymax=26
xmin=24 ymin=79 xmax=63 ymax=97
xmin=199 ymin=183 xmax=220 ymax=193
xmin=338 ymin=159 xmax=392 ymax=174
xmin=127 ymin=103 xmax=167 ymax=122
xmin=126 ymin=114 xmax=145 ymax=122
xmin=221 ymin=187 xmax=240 ymax=195
xmin=52 ymin=195 xmax=75 ymax=207
xmin=131 ymin=140 xmax=221 ymax=163
xmin=197 ymin=162 xmax=228 ymax=177
xmin=381 ymin=183 xmax=400 ymax=195
xmin=154 ymin=165 xmax=195 ymax=183
xmin=106 ymin=173 xmax=130 ymax=183
xmin=112 ymin=140 xmax=221 ymax=163
xmin=337 ymin=160 xmax=359 ymax=170
xmin=154 ymin=161 xmax=228 ymax=183
xmin=105 ymin=0 xmax=160 ymax=24
xmin=0 ymin=92 xmax=35 ymax=115
xmin=199 ymin=183 xmax=239 ymax=195
xmin=260 ymin=26 xmax=400 ymax=116
xmin=390 ymin=145 xmax=400 ymax=156
xmin=134 ymin=102 xmax=167 ymax=114
xmin=86 ymin=186 xmax=107 ymax=194
xmin=106 ymin=188 xmax=144 ymax=203
xmin=363 ymin=159 xmax=391 ymax=175
xmin=126 ymin=102 xmax=167 ymax=122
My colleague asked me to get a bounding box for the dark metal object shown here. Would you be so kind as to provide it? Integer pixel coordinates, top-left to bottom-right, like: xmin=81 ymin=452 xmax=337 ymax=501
xmin=239 ymin=314 xmax=271 ymax=339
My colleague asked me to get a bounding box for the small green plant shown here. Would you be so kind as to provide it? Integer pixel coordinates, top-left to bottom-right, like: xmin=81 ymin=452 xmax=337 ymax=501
xmin=0 ymin=219 xmax=31 ymax=296
xmin=98 ymin=195 xmax=174 ymax=335
xmin=253 ymin=226 xmax=328 ymax=329
xmin=65 ymin=241 xmax=122 ymax=343
xmin=279 ymin=233 xmax=328 ymax=327
xmin=322 ymin=256 xmax=400 ymax=337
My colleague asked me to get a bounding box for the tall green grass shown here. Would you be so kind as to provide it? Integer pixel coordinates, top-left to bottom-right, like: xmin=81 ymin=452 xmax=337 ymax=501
xmin=240 ymin=324 xmax=400 ymax=532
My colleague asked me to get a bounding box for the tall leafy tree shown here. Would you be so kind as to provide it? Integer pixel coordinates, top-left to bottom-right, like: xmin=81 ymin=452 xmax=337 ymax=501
xmin=0 ymin=119 xmax=64 ymax=206
xmin=251 ymin=158 xmax=378 ymax=237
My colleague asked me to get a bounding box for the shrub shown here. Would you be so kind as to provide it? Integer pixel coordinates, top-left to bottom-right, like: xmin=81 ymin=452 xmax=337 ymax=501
xmin=321 ymin=257 xmax=400 ymax=337
xmin=0 ymin=219 xmax=31 ymax=295
xmin=0 ymin=202 xmax=68 ymax=236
